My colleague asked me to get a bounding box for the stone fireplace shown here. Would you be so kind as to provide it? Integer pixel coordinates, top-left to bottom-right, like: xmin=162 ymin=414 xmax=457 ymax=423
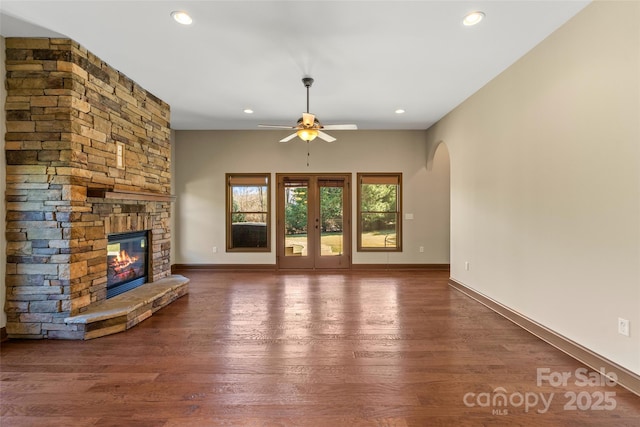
xmin=4 ymin=38 xmax=187 ymax=339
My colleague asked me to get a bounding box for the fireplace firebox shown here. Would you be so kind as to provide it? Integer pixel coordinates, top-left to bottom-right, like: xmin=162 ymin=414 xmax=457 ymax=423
xmin=107 ymin=231 xmax=149 ymax=298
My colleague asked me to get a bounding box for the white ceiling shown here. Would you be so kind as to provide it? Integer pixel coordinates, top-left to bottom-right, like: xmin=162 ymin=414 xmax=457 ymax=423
xmin=1 ymin=1 xmax=590 ymax=131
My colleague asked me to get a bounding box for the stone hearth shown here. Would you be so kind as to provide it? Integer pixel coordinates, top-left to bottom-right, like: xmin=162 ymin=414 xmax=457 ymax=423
xmin=65 ymin=275 xmax=188 ymax=340
xmin=4 ymin=38 xmax=186 ymax=339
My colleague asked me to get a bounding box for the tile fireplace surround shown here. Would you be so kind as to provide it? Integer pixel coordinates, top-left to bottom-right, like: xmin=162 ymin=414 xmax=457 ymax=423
xmin=4 ymin=38 xmax=188 ymax=339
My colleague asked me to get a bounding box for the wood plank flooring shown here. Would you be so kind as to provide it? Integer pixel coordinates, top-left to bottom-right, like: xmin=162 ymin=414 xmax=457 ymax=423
xmin=2 ymin=270 xmax=639 ymax=426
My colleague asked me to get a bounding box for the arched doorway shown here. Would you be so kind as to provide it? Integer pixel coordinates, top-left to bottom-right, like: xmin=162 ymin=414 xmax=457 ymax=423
xmin=426 ymin=140 xmax=451 ymax=268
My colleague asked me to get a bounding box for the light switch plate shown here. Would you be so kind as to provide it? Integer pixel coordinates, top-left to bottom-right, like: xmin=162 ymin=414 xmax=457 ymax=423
xmin=116 ymin=142 xmax=125 ymax=169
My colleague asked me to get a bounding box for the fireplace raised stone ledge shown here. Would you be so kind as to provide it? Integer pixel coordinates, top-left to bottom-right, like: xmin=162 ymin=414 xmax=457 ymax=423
xmin=4 ymin=37 xmax=184 ymax=339
xmin=64 ymin=275 xmax=189 ymax=340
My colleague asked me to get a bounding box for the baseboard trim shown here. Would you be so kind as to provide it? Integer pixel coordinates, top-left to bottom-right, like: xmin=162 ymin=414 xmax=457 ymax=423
xmin=351 ymin=263 xmax=450 ymax=271
xmin=172 ymin=263 xmax=450 ymax=273
xmin=1 ymin=327 xmax=7 ymax=342
xmin=172 ymin=264 xmax=277 ymax=272
xmin=449 ymin=278 xmax=640 ymax=397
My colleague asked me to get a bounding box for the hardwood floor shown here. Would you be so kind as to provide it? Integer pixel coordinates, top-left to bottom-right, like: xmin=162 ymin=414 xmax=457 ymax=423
xmin=2 ymin=270 xmax=639 ymax=426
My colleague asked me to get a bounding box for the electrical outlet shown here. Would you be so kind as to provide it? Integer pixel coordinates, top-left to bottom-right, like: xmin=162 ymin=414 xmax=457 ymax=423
xmin=212 ymin=246 xmax=218 ymax=254
xmin=618 ymin=318 xmax=630 ymax=337
xmin=419 ymin=246 xmax=424 ymax=253
xmin=465 ymin=261 xmax=470 ymax=271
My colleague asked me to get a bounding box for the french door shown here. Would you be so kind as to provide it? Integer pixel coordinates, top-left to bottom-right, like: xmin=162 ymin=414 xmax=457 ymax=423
xmin=276 ymin=174 xmax=351 ymax=269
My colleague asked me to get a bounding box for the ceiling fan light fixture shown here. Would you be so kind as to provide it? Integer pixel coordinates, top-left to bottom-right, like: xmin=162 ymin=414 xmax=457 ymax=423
xmin=259 ymin=76 xmax=357 ymax=144
xmin=297 ymin=128 xmax=318 ymax=142
xmin=463 ymin=11 xmax=485 ymax=26
xmin=171 ymin=11 xmax=193 ymax=25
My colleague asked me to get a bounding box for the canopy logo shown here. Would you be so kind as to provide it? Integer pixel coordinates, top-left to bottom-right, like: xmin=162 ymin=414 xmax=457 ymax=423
xmin=462 ymin=367 xmax=618 ymax=415
xmin=463 ymin=387 xmax=553 ymax=415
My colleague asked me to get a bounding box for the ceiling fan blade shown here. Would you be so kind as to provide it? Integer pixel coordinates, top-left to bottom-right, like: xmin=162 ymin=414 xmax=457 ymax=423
xmin=302 ymin=113 xmax=315 ymax=128
xmin=259 ymin=124 xmax=295 ymax=129
xmin=279 ymin=133 xmax=298 ymax=143
xmin=322 ymin=124 xmax=358 ymax=130
xmin=317 ymin=131 xmax=336 ymax=143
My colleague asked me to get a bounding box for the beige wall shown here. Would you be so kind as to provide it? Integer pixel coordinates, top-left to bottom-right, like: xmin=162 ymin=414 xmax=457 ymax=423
xmin=1 ymin=36 xmax=6 ymax=329
xmin=426 ymin=1 xmax=640 ymax=374
xmin=173 ymin=130 xmax=450 ymax=266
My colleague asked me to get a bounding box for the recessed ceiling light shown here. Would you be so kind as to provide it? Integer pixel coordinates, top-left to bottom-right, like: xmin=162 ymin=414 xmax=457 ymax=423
xmin=171 ymin=11 xmax=193 ymax=25
xmin=395 ymin=109 xmax=405 ymax=114
xmin=243 ymin=109 xmax=254 ymax=114
xmin=463 ymin=11 xmax=485 ymax=26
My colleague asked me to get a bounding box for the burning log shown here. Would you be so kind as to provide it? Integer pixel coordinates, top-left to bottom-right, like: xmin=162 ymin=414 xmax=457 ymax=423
xmin=108 ymin=250 xmax=141 ymax=281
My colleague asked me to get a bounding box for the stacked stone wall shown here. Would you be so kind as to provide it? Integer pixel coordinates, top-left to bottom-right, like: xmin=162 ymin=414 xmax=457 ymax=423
xmin=4 ymin=38 xmax=171 ymax=338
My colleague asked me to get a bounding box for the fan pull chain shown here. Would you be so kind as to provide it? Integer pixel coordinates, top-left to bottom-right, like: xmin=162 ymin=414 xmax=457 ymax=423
xmin=306 ymin=141 xmax=310 ymax=167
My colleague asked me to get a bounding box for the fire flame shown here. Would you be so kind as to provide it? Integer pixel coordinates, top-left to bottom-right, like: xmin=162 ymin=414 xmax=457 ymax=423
xmin=111 ymin=250 xmax=139 ymax=274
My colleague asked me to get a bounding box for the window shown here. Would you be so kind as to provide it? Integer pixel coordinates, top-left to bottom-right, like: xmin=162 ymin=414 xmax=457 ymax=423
xmin=226 ymin=173 xmax=270 ymax=251
xmin=357 ymin=173 xmax=402 ymax=251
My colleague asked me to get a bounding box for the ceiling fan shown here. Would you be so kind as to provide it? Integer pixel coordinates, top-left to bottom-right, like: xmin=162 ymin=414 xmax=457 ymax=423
xmin=259 ymin=77 xmax=357 ymax=143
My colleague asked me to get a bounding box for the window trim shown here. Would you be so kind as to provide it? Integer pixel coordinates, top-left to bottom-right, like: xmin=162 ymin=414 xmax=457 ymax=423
xmin=357 ymin=172 xmax=402 ymax=252
xmin=225 ymin=173 xmax=271 ymax=252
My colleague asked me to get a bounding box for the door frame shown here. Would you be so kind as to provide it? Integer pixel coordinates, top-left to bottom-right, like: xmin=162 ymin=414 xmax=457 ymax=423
xmin=276 ymin=173 xmax=352 ymax=270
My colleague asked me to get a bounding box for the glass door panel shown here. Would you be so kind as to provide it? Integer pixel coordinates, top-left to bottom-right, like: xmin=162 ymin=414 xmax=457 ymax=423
xmin=319 ymin=181 xmax=343 ymax=257
xmin=284 ymin=181 xmax=308 ymax=257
